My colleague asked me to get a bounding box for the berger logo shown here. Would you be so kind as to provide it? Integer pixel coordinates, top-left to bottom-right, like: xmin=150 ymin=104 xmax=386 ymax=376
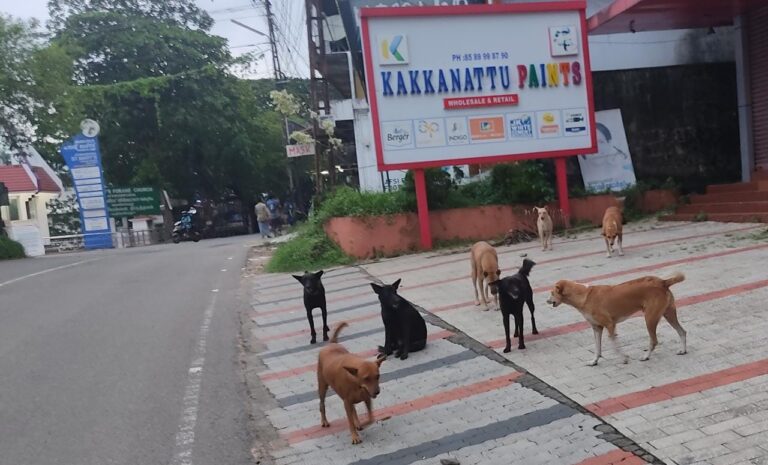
xmin=379 ymin=35 xmax=409 ymax=65
xmin=382 ymin=121 xmax=414 ymax=149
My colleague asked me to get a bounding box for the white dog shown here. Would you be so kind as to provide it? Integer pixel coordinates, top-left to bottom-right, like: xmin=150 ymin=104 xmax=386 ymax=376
xmin=534 ymin=206 xmax=553 ymax=251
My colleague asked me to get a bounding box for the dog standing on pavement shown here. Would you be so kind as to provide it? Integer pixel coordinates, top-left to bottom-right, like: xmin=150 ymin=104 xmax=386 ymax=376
xmin=546 ymin=273 xmax=687 ymax=366
xmin=470 ymin=241 xmax=501 ymax=310
xmin=602 ymin=206 xmax=624 ymax=258
xmin=491 ymin=259 xmax=538 ymax=352
xmin=292 ymin=270 xmax=330 ymax=344
xmin=535 ymin=206 xmax=553 ymax=251
xmin=317 ymin=322 xmax=385 ymax=444
xmin=371 ymin=279 xmax=427 ymax=360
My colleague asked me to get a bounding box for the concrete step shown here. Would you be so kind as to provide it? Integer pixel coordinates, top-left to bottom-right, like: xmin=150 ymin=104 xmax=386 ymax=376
xmin=677 ymin=201 xmax=768 ymax=214
xmin=660 ymin=212 xmax=768 ymax=223
xmin=690 ymin=191 xmax=768 ymax=204
xmin=706 ymin=182 xmax=758 ymax=194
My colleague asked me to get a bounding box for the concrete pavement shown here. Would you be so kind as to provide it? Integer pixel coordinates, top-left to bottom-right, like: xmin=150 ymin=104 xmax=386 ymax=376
xmin=245 ymin=220 xmax=768 ymax=465
xmin=0 ymin=236 xmax=260 ymax=465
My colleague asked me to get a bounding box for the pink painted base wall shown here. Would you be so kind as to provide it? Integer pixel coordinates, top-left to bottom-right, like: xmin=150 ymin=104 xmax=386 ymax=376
xmin=324 ymin=191 xmax=677 ymax=259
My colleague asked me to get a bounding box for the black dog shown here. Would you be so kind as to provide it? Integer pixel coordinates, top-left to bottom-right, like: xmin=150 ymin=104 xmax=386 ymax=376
xmin=371 ymin=279 xmax=427 ymax=360
xmin=491 ymin=259 xmax=538 ymax=352
xmin=292 ymin=270 xmax=330 ymax=344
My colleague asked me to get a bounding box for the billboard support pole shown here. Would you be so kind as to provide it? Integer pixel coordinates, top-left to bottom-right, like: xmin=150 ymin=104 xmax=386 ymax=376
xmin=555 ymin=157 xmax=571 ymax=227
xmin=414 ymin=169 xmax=432 ymax=250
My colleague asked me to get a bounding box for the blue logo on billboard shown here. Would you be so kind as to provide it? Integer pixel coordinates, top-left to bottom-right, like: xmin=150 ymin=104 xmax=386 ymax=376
xmin=509 ymin=114 xmax=534 ymax=139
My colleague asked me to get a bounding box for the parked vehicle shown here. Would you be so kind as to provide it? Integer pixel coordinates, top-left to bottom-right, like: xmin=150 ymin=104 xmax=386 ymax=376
xmin=172 ymin=207 xmax=201 ymax=243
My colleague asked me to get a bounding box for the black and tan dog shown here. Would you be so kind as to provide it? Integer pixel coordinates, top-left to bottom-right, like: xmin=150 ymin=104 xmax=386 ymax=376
xmin=292 ymin=270 xmax=330 ymax=344
xmin=371 ymin=279 xmax=427 ymax=360
xmin=491 ymin=259 xmax=538 ymax=352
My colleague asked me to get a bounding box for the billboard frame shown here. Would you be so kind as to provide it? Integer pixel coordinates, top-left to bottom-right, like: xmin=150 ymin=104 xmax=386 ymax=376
xmin=360 ymin=1 xmax=595 ymax=249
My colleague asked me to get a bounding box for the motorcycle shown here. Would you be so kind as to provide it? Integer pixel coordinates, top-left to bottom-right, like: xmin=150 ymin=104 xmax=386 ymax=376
xmin=172 ymin=207 xmax=201 ymax=243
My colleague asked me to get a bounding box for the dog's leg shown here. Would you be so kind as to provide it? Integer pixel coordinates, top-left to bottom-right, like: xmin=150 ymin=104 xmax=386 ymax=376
xmin=344 ymin=401 xmax=362 ymax=444
xmin=617 ymin=233 xmax=624 ymax=256
xmin=663 ymin=303 xmax=687 ymax=355
xmin=360 ymin=398 xmax=375 ymax=429
xmin=527 ymin=293 xmax=538 ymax=335
xmin=607 ymin=325 xmax=629 ymax=364
xmin=515 ymin=312 xmax=525 ymax=350
xmin=307 ymin=308 xmax=317 ymax=344
xmin=320 ymin=304 xmax=330 ymax=342
xmin=588 ymin=325 xmax=603 ymax=366
xmin=472 ymin=261 xmax=480 ymax=306
xmin=318 ymin=374 xmax=330 ymax=427
xmin=539 ymin=226 xmax=546 ymax=251
xmin=641 ymin=311 xmax=660 ymax=361
xmin=503 ymin=311 xmax=512 ymax=353
xmin=604 ymin=237 xmax=612 ymax=258
xmin=478 ymin=276 xmax=489 ymax=310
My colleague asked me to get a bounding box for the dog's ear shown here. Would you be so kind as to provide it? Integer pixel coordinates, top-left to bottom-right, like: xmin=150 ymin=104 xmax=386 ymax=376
xmin=555 ymin=282 xmax=564 ymax=295
xmin=314 ymin=270 xmax=324 ymax=278
xmin=292 ymin=275 xmax=304 ymax=283
xmin=496 ymin=269 xmax=501 ymax=277
xmin=483 ymin=271 xmax=488 ymax=277
xmin=343 ymin=366 xmax=359 ymax=377
xmin=392 ymin=278 xmax=401 ymax=290
xmin=371 ymin=283 xmax=383 ymax=294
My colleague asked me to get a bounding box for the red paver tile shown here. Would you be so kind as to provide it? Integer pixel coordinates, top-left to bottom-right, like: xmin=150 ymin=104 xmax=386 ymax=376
xmin=283 ymin=372 xmax=522 ymax=444
xmin=586 ymin=359 xmax=768 ymax=416
xmin=574 ymin=449 xmax=646 ymax=465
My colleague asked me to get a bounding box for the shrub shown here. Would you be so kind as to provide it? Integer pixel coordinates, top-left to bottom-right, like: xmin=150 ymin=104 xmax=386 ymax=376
xmin=265 ymin=223 xmax=352 ymax=272
xmin=0 ymin=236 xmax=26 ymax=260
xmin=488 ymin=162 xmax=555 ymax=205
xmin=313 ymin=186 xmax=409 ymax=223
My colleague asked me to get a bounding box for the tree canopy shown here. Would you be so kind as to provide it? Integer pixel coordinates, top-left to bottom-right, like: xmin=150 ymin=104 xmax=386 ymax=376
xmin=0 ymin=0 xmax=303 ymax=205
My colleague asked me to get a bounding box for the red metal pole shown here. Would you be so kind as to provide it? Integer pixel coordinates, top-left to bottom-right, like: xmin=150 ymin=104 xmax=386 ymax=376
xmin=414 ymin=169 xmax=433 ymax=250
xmin=555 ymin=157 xmax=571 ymax=227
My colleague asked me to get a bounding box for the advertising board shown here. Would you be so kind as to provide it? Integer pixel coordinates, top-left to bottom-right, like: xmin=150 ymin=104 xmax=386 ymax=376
xmin=361 ymin=2 xmax=596 ymax=170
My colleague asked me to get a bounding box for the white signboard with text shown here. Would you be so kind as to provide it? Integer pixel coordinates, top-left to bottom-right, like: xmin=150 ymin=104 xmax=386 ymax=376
xmin=578 ymin=108 xmax=637 ymax=192
xmin=361 ymin=3 xmax=595 ymax=170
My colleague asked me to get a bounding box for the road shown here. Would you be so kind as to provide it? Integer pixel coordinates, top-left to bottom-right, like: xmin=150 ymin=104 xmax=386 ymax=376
xmin=0 ymin=236 xmax=259 ymax=465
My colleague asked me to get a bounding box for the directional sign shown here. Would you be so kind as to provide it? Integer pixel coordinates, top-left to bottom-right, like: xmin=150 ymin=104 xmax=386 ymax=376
xmin=60 ymin=132 xmax=112 ymax=249
xmin=107 ymin=187 xmax=161 ymax=217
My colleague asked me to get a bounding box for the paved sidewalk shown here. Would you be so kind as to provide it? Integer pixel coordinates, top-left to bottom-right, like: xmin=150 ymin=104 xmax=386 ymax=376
xmin=245 ymin=220 xmax=768 ymax=465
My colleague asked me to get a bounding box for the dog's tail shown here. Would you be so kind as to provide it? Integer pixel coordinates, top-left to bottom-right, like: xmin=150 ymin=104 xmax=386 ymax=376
xmin=329 ymin=322 xmax=348 ymax=343
xmin=663 ymin=272 xmax=685 ymax=288
xmin=519 ymin=258 xmax=536 ymax=277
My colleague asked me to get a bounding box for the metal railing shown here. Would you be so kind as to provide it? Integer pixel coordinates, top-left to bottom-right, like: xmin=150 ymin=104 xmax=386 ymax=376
xmin=45 ymin=229 xmax=170 ymax=253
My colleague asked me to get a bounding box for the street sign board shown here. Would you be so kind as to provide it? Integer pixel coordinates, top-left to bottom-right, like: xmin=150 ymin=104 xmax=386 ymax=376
xmin=360 ymin=2 xmax=596 ymax=170
xmin=107 ymin=187 xmax=162 ymax=217
xmin=60 ymin=131 xmax=113 ymax=249
xmin=286 ymin=143 xmax=316 ymax=158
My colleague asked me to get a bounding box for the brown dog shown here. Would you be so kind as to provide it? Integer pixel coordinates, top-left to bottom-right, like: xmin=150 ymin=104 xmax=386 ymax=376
xmin=602 ymin=206 xmax=624 ymax=258
xmin=546 ymin=273 xmax=687 ymax=366
xmin=317 ymin=322 xmax=385 ymax=444
xmin=534 ymin=206 xmax=553 ymax=251
xmin=470 ymin=241 xmax=500 ymax=310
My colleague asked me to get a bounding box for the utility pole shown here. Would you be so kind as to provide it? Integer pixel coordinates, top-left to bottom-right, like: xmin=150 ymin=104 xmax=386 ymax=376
xmin=305 ymin=0 xmax=333 ymax=192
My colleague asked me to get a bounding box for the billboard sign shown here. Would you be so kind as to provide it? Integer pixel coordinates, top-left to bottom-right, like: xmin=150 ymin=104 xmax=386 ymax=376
xmin=578 ymin=108 xmax=637 ymax=192
xmin=107 ymin=187 xmax=162 ymax=217
xmin=361 ymin=2 xmax=596 ymax=170
xmin=60 ymin=128 xmax=113 ymax=249
xmin=285 ymin=143 xmax=316 ymax=158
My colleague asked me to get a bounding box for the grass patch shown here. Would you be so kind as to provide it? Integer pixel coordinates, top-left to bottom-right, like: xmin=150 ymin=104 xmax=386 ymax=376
xmin=0 ymin=236 xmax=26 ymax=260
xmin=265 ymin=223 xmax=352 ymax=273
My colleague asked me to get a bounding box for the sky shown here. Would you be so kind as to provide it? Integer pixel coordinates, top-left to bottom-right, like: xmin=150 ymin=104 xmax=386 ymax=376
xmin=0 ymin=0 xmax=310 ymax=79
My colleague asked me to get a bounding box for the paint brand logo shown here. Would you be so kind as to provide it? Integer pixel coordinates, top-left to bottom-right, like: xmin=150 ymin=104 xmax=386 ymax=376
xmin=379 ymin=35 xmax=409 ymax=65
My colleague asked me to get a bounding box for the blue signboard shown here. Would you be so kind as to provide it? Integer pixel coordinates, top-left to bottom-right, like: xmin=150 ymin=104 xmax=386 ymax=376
xmin=60 ymin=133 xmax=113 ymax=249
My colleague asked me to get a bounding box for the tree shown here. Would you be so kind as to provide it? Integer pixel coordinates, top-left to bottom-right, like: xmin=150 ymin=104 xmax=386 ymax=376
xmin=0 ymin=15 xmax=74 ymax=152
xmin=43 ymin=0 xmax=292 ymax=203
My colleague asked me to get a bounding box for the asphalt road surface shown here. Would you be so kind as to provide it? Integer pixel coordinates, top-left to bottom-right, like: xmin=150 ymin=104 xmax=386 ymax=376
xmin=0 ymin=236 xmax=258 ymax=465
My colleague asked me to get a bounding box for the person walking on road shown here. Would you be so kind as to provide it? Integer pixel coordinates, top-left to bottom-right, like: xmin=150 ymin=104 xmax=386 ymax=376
xmin=255 ymin=199 xmax=271 ymax=239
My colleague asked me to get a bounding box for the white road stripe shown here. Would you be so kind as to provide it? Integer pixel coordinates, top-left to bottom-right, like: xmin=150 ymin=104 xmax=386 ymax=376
xmin=0 ymin=258 xmax=101 ymax=288
xmin=169 ymin=286 xmax=219 ymax=465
